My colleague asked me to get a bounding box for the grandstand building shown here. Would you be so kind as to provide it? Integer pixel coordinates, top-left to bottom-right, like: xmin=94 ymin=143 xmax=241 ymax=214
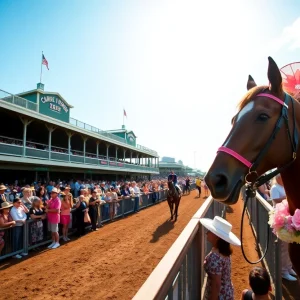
xmin=159 ymin=157 xmax=191 ymax=176
xmin=159 ymin=157 xmax=206 ymax=177
xmin=0 ymin=83 xmax=159 ymax=183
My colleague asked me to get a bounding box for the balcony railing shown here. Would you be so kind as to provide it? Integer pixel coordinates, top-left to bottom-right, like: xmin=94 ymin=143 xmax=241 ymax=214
xmin=0 ymin=142 xmax=159 ymax=173
xmin=0 ymin=89 xmax=38 ymax=112
xmin=70 ymin=117 xmax=158 ymax=155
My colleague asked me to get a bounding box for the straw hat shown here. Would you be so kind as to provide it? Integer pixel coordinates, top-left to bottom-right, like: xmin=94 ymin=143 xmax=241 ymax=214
xmin=200 ymin=216 xmax=241 ymax=246
xmin=0 ymin=202 xmax=13 ymax=210
xmin=0 ymin=185 xmax=6 ymax=191
xmin=51 ymin=187 xmax=59 ymax=194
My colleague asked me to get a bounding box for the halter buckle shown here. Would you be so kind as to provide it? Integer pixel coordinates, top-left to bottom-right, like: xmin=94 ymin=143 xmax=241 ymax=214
xmin=245 ymin=170 xmax=258 ymax=184
xmin=293 ymin=152 xmax=297 ymax=159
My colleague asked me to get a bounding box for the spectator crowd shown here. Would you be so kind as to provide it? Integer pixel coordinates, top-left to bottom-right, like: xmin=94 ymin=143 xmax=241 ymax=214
xmin=0 ymin=175 xmax=196 ymax=259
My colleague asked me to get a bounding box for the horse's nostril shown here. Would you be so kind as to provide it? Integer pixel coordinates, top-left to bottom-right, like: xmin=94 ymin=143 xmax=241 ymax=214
xmin=215 ymin=174 xmax=228 ymax=189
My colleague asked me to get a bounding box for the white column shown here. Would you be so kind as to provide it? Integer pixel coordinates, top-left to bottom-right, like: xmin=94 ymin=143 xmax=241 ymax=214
xmin=106 ymin=144 xmax=110 ymax=160
xmin=83 ymin=137 xmax=87 ymax=163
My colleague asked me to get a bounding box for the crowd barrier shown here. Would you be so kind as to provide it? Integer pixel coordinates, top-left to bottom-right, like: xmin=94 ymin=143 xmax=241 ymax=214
xmin=0 ymin=184 xmax=195 ymax=261
xmin=242 ymin=187 xmax=282 ymax=299
xmin=133 ymin=195 xmax=226 ymax=300
xmin=134 ymin=188 xmax=283 ymax=300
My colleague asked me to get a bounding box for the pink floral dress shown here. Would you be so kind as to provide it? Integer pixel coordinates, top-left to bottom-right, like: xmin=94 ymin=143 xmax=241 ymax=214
xmin=204 ymin=251 xmax=234 ymax=299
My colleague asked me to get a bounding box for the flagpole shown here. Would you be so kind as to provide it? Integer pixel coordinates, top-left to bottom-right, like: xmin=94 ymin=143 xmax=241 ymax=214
xmin=123 ymin=109 xmax=124 ymax=126
xmin=40 ymin=51 xmax=43 ymax=83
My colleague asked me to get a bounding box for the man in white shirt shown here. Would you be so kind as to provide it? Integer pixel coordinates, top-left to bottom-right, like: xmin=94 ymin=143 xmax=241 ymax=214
xmin=270 ymin=174 xmax=297 ymax=281
xmin=10 ymin=197 xmax=29 ymax=259
xmin=131 ymin=181 xmax=140 ymax=213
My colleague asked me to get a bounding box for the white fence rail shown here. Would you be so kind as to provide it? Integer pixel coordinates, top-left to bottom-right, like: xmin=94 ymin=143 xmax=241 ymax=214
xmin=133 ymin=196 xmax=226 ymax=300
xmin=134 ymin=190 xmax=283 ymax=300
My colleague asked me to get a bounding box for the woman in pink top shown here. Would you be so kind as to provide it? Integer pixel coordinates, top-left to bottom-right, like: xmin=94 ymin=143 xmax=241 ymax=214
xmin=60 ymin=193 xmax=73 ymax=242
xmin=45 ymin=188 xmax=61 ymax=249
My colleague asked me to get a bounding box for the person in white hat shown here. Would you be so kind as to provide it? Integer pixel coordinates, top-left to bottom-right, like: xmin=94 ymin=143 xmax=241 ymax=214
xmin=0 ymin=202 xmax=16 ymax=254
xmin=200 ymin=216 xmax=241 ymax=300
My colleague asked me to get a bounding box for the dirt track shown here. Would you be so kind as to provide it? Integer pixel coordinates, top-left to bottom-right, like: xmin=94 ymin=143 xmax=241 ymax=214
xmin=1 ymin=190 xmax=298 ymax=299
xmin=0 ymin=190 xmax=205 ymax=300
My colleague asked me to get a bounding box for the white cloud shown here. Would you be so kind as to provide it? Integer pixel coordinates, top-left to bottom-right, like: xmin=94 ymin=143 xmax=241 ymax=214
xmin=271 ymin=17 xmax=300 ymax=52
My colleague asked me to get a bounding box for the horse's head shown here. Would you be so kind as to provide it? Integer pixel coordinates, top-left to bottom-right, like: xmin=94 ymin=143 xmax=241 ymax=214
xmin=168 ymin=180 xmax=174 ymax=189
xmin=205 ymin=57 xmax=298 ymax=205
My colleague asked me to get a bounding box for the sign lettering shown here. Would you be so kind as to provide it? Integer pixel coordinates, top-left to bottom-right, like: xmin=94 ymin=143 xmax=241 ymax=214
xmin=40 ymin=95 xmax=69 ymax=113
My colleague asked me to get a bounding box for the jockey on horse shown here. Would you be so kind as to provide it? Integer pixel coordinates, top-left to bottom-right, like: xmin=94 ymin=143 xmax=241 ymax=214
xmin=167 ymin=171 xmax=182 ymax=195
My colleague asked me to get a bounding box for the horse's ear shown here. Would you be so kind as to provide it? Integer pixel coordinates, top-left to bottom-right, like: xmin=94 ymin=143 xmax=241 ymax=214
xmin=267 ymin=56 xmax=282 ymax=94
xmin=247 ymin=75 xmax=257 ymax=90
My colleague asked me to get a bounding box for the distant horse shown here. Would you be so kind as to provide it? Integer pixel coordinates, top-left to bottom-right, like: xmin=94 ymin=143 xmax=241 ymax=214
xmin=167 ymin=181 xmax=182 ymax=222
xmin=205 ymin=57 xmax=300 ymax=277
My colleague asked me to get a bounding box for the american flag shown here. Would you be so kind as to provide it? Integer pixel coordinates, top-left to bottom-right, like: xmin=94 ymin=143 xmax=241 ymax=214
xmin=42 ymin=54 xmax=49 ymax=70
xmin=124 ymin=109 xmax=127 ymax=117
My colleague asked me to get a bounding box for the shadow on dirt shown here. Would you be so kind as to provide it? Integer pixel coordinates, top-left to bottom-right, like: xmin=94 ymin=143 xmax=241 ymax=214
xmin=150 ymin=219 xmax=175 ymax=243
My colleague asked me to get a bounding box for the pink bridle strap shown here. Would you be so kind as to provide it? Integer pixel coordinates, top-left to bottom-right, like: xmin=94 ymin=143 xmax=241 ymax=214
xmin=217 ymin=146 xmax=252 ymax=168
xmin=256 ymin=93 xmax=288 ymax=108
xmin=217 ymin=93 xmax=288 ymax=168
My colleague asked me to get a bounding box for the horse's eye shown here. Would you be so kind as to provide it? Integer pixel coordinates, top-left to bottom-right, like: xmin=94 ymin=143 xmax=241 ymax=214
xmin=256 ymin=113 xmax=270 ymax=122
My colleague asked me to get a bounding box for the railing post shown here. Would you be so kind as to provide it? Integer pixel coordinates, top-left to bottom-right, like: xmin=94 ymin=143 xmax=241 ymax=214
xmin=121 ymin=199 xmax=125 ymax=217
xmin=23 ymin=222 xmax=29 ymax=254
xmin=274 ymin=239 xmax=282 ymax=299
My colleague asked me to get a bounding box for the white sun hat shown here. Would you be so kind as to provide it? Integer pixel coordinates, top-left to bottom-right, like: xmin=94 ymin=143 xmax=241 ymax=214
xmin=200 ymin=216 xmax=241 ymax=246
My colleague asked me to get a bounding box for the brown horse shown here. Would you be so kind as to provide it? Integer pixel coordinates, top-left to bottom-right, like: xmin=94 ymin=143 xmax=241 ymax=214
xmin=167 ymin=181 xmax=182 ymax=222
xmin=205 ymin=57 xmax=300 ymax=277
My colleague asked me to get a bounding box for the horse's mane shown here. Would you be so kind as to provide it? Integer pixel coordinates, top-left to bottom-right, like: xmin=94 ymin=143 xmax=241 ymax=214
xmin=237 ymin=86 xmax=269 ymax=112
xmin=237 ymin=85 xmax=300 ymax=113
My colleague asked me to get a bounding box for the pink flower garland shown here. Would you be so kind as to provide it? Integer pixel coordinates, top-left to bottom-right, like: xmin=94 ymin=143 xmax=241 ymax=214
xmin=268 ymin=200 xmax=300 ymax=244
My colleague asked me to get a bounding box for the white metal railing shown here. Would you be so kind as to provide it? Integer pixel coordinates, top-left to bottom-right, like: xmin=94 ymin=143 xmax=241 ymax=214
xmin=242 ymin=188 xmax=282 ymax=299
xmin=0 ymin=139 xmax=159 ymax=173
xmin=0 ymin=89 xmax=38 ymax=112
xmin=135 ymin=190 xmax=283 ymax=300
xmin=70 ymin=117 xmax=158 ymax=156
xmin=133 ymin=196 xmax=225 ymax=300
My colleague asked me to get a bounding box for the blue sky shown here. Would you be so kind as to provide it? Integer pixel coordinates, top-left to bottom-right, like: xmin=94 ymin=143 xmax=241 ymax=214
xmin=1 ymin=0 xmax=300 ymax=171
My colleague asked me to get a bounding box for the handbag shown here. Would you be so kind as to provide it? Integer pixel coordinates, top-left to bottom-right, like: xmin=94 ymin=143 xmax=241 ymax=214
xmin=84 ymin=210 xmax=91 ymax=223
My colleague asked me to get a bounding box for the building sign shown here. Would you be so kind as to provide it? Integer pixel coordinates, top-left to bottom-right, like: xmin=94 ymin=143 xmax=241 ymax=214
xmin=39 ymin=93 xmax=70 ymax=123
xmin=40 ymin=95 xmax=69 ymax=114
